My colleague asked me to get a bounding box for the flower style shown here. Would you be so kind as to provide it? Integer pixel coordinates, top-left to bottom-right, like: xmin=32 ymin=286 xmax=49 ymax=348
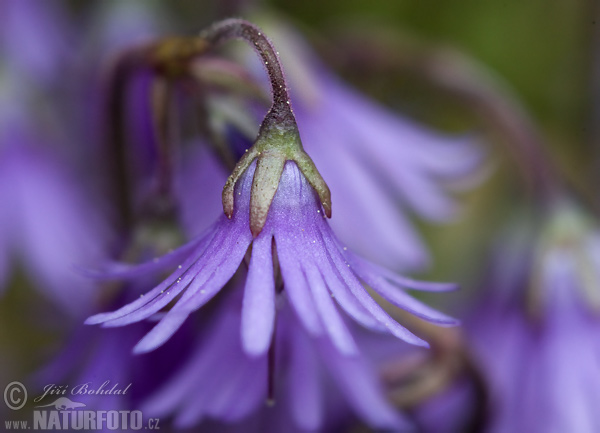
xmin=468 ymin=201 xmax=600 ymax=433
xmin=87 ymin=160 xmax=457 ymax=356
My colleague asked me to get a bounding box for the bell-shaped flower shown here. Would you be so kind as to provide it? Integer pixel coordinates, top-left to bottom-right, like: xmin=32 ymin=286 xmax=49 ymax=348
xmin=468 ymin=201 xmax=600 ymax=433
xmin=87 ymin=160 xmax=457 ymax=355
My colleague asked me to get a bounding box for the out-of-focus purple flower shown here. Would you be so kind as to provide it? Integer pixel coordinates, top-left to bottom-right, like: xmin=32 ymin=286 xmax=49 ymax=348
xmin=0 ymin=64 xmax=111 ymax=316
xmin=0 ymin=0 xmax=168 ymax=317
xmin=87 ymin=161 xmax=457 ymax=355
xmin=241 ymin=20 xmax=482 ymax=271
xmin=140 ymin=286 xmax=408 ymax=432
xmin=0 ymin=139 xmax=111 ymax=316
xmin=468 ymin=201 xmax=600 ymax=433
xmin=175 ymin=143 xmax=229 ymax=236
xmin=0 ymin=0 xmax=72 ymax=85
xmin=78 ymin=0 xmax=168 ymax=197
xmin=32 ymin=307 xmax=193 ymax=433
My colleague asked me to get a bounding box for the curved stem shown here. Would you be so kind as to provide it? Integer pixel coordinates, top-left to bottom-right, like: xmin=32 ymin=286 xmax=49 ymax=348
xmin=199 ymin=18 xmax=297 ymax=130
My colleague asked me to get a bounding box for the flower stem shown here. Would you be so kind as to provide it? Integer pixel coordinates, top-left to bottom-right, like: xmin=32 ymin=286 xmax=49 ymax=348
xmin=196 ymin=19 xmax=331 ymax=233
xmin=199 ymin=18 xmax=296 ymax=130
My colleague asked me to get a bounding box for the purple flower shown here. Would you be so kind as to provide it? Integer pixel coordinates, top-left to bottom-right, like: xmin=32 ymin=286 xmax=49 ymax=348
xmin=140 ymin=286 xmax=409 ymax=431
xmin=175 ymin=144 xmax=230 ymax=237
xmin=87 ymin=161 xmax=457 ymax=355
xmin=0 ymin=0 xmax=73 ymax=85
xmin=0 ymin=0 xmax=168 ymax=317
xmin=241 ymin=20 xmax=482 ymax=271
xmin=0 ymin=110 xmax=111 ymax=316
xmin=32 ymin=309 xmax=193 ymax=433
xmin=468 ymin=202 xmax=600 ymax=433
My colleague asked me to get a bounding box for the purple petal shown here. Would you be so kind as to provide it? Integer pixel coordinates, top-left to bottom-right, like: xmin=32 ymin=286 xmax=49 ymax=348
xmin=304 ymin=262 xmax=358 ymax=355
xmin=9 ymin=145 xmax=111 ymax=317
xmin=141 ymin=310 xmax=235 ymax=417
xmin=276 ymin=234 xmax=323 ymax=336
xmin=177 ymin=145 xmax=229 ymax=237
xmin=205 ymin=354 xmax=267 ymax=421
xmin=300 ymin=118 xmax=430 ymax=270
xmin=358 ymin=271 xmax=459 ymax=326
xmin=132 ymin=311 xmax=190 ymax=354
xmin=173 ymin=225 xmax=252 ymax=312
xmin=85 ymin=224 xmax=228 ymax=326
xmin=242 ymin=234 xmax=276 ymax=356
xmin=82 ymin=233 xmax=211 ymax=281
xmin=314 ymin=236 xmax=385 ymax=331
xmin=84 ymin=230 xmax=220 ymax=325
xmin=288 ymin=326 xmax=324 ymax=431
xmin=348 ymin=253 xmax=458 ymax=292
xmin=318 ymin=258 xmax=385 ymax=331
xmin=319 ymin=226 xmax=429 ymax=347
xmin=217 ymin=360 xmax=267 ymax=421
xmin=132 ymin=226 xmax=251 ymax=353
xmin=346 ymin=253 xmax=458 ymax=325
xmin=319 ymin=339 xmax=408 ymax=430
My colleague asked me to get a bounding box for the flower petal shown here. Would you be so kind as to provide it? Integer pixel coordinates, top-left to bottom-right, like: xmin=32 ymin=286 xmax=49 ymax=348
xmin=288 ymin=325 xmax=323 ymax=431
xmin=276 ymin=234 xmax=323 ymax=336
xmin=358 ymin=272 xmax=459 ymax=326
xmin=304 ymin=262 xmax=358 ymax=355
xmin=132 ymin=226 xmax=251 ymax=353
xmin=345 ymin=250 xmax=458 ymax=292
xmin=242 ymin=234 xmax=276 ymax=356
xmin=319 ymin=226 xmax=429 ymax=348
xmin=85 ymin=228 xmax=222 ymax=326
xmin=82 ymin=233 xmax=210 ymax=281
xmin=314 ymin=233 xmax=386 ymax=331
xmin=318 ymin=338 xmax=408 ymax=431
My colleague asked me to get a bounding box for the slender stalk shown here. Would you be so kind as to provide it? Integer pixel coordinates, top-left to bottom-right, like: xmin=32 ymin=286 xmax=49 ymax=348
xmin=587 ymin=0 xmax=600 ymax=189
xmin=151 ymin=77 xmax=176 ymax=199
xmin=199 ymin=18 xmax=296 ymax=129
xmin=104 ymin=48 xmax=150 ymax=235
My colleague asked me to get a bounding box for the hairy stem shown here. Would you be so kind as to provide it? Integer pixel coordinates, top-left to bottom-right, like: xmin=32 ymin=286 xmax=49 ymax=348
xmin=199 ymin=18 xmax=297 ymax=130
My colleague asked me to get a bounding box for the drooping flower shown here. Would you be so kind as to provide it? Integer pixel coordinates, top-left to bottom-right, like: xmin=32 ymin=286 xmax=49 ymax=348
xmin=87 ymin=160 xmax=457 ymax=355
xmin=239 ymin=18 xmax=483 ymax=271
xmin=0 ymin=71 xmax=111 ymax=315
xmin=467 ymin=200 xmax=600 ymax=433
xmin=0 ymin=141 xmax=111 ymax=314
xmin=33 ymin=299 xmax=193 ymax=430
xmin=0 ymin=0 xmax=171 ymax=317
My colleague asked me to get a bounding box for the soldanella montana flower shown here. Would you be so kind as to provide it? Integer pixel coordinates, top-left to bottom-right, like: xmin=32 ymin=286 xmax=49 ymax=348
xmin=86 ymin=19 xmax=457 ymax=360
